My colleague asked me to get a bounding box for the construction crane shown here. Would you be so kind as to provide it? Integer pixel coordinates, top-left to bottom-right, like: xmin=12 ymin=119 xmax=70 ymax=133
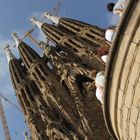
xmin=0 ymin=97 xmax=11 ymax=140
xmin=12 ymin=0 xmax=62 ymax=49
xmin=0 ymin=94 xmax=22 ymax=112
xmin=0 ymin=93 xmax=22 ymax=140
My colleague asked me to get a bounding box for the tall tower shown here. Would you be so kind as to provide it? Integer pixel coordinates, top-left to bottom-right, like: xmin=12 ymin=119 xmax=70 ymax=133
xmin=12 ymin=33 xmax=87 ymax=139
xmin=30 ymin=18 xmax=105 ymax=71
xmin=5 ymin=45 xmax=48 ymax=140
xmin=6 ymin=44 xmax=82 ymax=140
xmin=43 ymin=13 xmax=107 ymax=47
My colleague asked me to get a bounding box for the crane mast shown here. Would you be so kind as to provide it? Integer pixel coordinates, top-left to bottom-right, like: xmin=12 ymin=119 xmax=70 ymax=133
xmin=0 ymin=97 xmax=11 ymax=140
xmin=0 ymin=94 xmax=22 ymax=112
xmin=25 ymin=31 xmax=40 ymax=47
xmin=23 ymin=0 xmax=62 ymax=47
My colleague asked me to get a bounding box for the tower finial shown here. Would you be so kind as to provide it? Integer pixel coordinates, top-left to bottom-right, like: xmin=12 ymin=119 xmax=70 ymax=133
xmin=4 ymin=44 xmax=15 ymax=63
xmin=43 ymin=12 xmax=60 ymax=25
xmin=11 ymin=32 xmax=22 ymax=46
xmin=30 ymin=17 xmax=43 ymax=29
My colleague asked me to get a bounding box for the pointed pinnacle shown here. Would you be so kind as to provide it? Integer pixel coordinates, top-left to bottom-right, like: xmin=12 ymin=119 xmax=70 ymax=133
xmin=30 ymin=17 xmax=43 ymax=29
xmin=11 ymin=32 xmax=22 ymax=46
xmin=43 ymin=12 xmax=60 ymax=25
xmin=4 ymin=44 xmax=15 ymax=63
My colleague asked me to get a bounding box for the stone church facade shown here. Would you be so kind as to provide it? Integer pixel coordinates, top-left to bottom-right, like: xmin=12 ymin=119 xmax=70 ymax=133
xmin=6 ymin=15 xmax=110 ymax=140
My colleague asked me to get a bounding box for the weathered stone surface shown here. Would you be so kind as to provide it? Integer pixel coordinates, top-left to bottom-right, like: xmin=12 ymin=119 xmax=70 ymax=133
xmin=103 ymin=0 xmax=140 ymax=139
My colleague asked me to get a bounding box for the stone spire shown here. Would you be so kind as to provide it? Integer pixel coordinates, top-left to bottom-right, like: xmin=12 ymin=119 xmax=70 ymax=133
xmin=12 ymin=32 xmax=22 ymax=46
xmin=42 ymin=13 xmax=108 ymax=48
xmin=43 ymin=12 xmax=60 ymax=25
xmin=6 ymin=42 xmax=48 ymax=140
xmin=4 ymin=44 xmax=15 ymax=63
xmin=30 ymin=18 xmax=105 ymax=71
xmin=30 ymin=17 xmax=43 ymax=29
xmin=11 ymin=32 xmax=41 ymax=69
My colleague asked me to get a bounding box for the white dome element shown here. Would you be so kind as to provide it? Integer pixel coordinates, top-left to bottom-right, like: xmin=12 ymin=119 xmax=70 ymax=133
xmin=101 ymin=54 xmax=109 ymax=64
xmin=12 ymin=32 xmax=22 ymax=46
xmin=105 ymin=29 xmax=116 ymax=42
xmin=95 ymin=71 xmax=105 ymax=87
xmin=4 ymin=45 xmax=15 ymax=63
xmin=30 ymin=17 xmax=43 ymax=29
xmin=43 ymin=12 xmax=60 ymax=25
xmin=95 ymin=87 xmax=103 ymax=104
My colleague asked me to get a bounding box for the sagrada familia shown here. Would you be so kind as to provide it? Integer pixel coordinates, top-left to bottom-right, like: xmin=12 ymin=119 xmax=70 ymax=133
xmin=5 ymin=13 xmax=110 ymax=140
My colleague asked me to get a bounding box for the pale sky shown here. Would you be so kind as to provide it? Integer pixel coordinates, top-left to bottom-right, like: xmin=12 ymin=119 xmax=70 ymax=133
xmin=0 ymin=0 xmax=118 ymax=139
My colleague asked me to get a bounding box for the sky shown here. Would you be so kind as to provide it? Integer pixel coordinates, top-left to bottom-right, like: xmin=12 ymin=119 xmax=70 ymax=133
xmin=0 ymin=0 xmax=118 ymax=139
